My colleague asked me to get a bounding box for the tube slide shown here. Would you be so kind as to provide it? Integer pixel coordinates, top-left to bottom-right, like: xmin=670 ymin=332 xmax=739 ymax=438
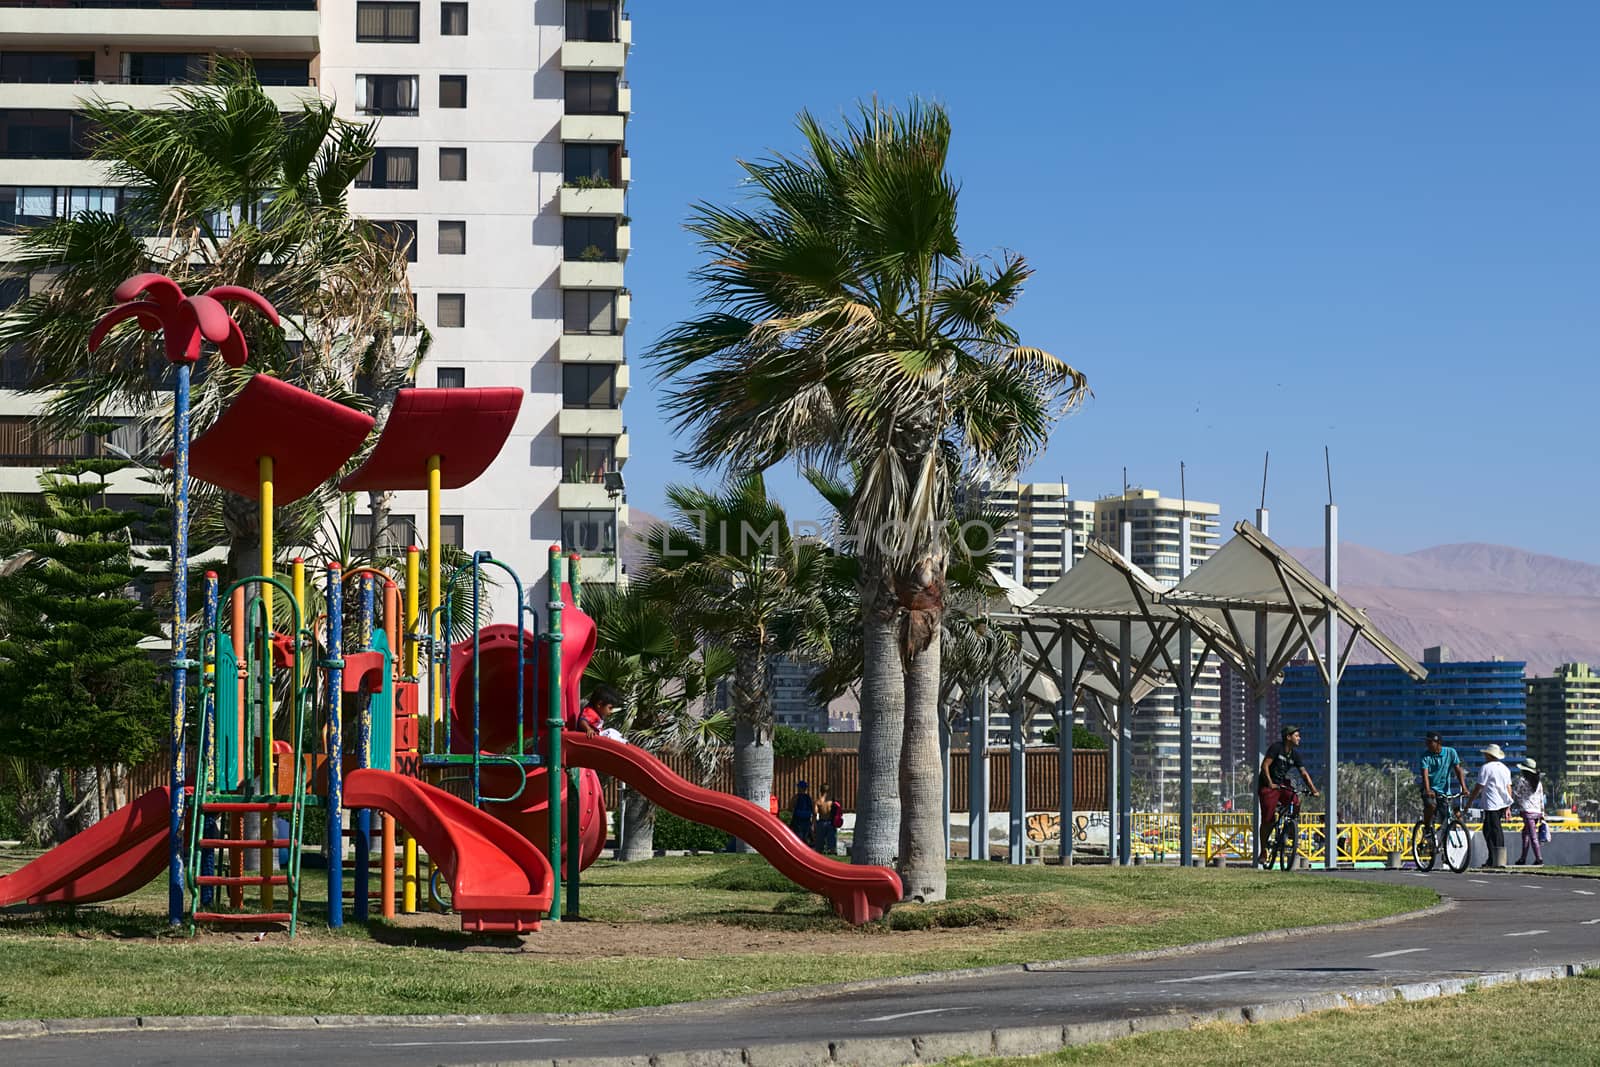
xmin=343 ymin=768 xmax=552 ymax=933
xmin=564 ymin=733 xmax=902 ymax=924
xmin=0 ymin=786 xmax=171 ymax=907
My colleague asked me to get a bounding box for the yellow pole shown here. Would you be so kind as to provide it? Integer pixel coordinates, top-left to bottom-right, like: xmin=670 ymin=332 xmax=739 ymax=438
xmin=258 ymin=454 xmax=274 ymax=910
xmin=403 ymin=545 xmax=419 ymax=913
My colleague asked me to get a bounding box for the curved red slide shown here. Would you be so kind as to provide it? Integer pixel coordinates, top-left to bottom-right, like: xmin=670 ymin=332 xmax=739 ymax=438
xmin=563 ymin=733 xmax=902 ymax=924
xmin=343 ymin=768 xmax=552 ymax=934
xmin=0 ymin=786 xmax=170 ymax=907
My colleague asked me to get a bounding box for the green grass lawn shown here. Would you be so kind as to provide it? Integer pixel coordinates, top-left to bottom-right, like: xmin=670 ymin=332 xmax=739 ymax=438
xmin=0 ymin=852 xmax=1434 ymax=1020
xmin=959 ymin=972 xmax=1600 ymax=1066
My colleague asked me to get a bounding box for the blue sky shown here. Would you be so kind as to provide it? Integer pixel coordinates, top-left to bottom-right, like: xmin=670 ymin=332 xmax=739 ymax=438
xmin=619 ymin=2 xmax=1599 ymax=559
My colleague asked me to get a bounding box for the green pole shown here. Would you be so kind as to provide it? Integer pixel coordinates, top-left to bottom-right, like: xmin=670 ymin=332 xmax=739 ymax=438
xmin=546 ymin=546 xmax=564 ymax=921
xmin=566 ymin=768 xmax=581 ymax=918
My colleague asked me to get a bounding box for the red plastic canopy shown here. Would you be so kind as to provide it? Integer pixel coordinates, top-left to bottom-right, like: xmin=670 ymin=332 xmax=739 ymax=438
xmin=162 ymin=374 xmax=376 ymax=504
xmin=339 ymin=387 xmax=522 ymax=492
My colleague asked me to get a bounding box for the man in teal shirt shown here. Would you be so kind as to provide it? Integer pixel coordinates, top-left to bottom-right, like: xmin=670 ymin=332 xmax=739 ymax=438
xmin=1419 ymin=731 xmax=1468 ymax=822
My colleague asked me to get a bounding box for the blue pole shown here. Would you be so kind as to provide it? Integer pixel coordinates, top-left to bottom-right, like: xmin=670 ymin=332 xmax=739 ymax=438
xmin=168 ymin=362 xmax=191 ymax=926
xmin=326 ymin=562 xmax=344 ymax=928
xmin=355 ymin=574 xmax=372 ymax=918
xmin=200 ymin=571 xmax=219 ymax=907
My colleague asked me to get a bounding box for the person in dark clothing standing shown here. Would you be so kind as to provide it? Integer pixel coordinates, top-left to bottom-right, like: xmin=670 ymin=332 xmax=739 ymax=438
xmin=789 ymin=781 xmax=814 ymax=845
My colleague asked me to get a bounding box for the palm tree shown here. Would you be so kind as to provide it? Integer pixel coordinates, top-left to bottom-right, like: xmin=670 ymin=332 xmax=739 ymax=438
xmin=582 ymin=582 xmax=732 ymax=859
xmin=0 ymin=58 xmax=426 ymax=584
xmin=638 ymin=474 xmax=832 ymax=837
xmin=653 ymin=101 xmax=1086 ymax=899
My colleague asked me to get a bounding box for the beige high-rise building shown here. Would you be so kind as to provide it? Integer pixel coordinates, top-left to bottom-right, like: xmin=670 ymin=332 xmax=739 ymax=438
xmin=1527 ymin=663 xmax=1600 ymax=786
xmin=0 ymin=1 xmax=633 ymax=612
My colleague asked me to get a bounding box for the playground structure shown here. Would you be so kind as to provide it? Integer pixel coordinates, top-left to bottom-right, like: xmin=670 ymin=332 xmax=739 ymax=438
xmin=0 ymin=275 xmax=903 ymax=933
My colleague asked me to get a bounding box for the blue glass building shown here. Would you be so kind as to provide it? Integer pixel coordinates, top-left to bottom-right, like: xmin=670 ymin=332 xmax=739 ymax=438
xmin=1281 ymin=647 xmax=1526 ymax=780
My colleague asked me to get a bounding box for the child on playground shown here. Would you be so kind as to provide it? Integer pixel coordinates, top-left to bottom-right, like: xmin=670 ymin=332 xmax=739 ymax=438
xmin=814 ymin=785 xmax=842 ymax=855
xmin=573 ymin=686 xmax=620 ymax=737
xmin=1513 ymin=758 xmax=1546 ymax=866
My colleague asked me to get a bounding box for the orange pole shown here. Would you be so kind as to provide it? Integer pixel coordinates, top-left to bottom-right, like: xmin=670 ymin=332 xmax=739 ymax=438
xmin=383 ymin=580 xmax=400 ymax=653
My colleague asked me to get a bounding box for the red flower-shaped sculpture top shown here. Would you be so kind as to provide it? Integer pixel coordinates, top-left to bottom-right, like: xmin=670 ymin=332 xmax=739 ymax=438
xmin=87 ymin=273 xmax=279 ymax=366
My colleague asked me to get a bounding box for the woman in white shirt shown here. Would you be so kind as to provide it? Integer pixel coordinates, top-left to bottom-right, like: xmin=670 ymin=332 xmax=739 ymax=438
xmin=1468 ymin=744 xmax=1513 ymax=869
xmin=1512 ymin=758 xmax=1546 ymax=866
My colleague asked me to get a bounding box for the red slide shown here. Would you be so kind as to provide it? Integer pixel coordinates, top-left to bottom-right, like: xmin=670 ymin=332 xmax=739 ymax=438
xmin=0 ymin=786 xmax=171 ymax=907
xmin=343 ymin=768 xmax=553 ymax=934
xmin=563 ymin=732 xmax=903 ymax=924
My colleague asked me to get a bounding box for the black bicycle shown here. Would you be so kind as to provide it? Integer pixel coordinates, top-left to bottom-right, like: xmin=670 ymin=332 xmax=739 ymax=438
xmin=1411 ymin=793 xmax=1470 ymax=873
xmin=1263 ymin=789 xmax=1303 ymax=871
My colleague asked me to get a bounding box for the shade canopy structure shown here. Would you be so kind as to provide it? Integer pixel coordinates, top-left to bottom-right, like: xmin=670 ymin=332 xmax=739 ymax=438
xmin=1166 ymin=521 xmax=1427 ymax=688
xmin=162 ymin=373 xmax=375 ymax=505
xmin=339 ymin=387 xmax=523 ymax=492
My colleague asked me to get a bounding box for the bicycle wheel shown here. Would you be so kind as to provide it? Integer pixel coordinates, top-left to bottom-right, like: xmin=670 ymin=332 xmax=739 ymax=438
xmin=1443 ymin=818 xmax=1472 ymax=873
xmin=1411 ymin=820 xmax=1437 ymax=871
xmin=1276 ymin=817 xmax=1299 ymax=871
xmin=1262 ymin=815 xmax=1283 ymax=869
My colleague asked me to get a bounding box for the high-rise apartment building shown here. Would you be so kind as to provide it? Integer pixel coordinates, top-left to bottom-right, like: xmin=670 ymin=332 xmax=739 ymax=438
xmin=977 ymin=480 xmax=1095 ymax=593
xmin=1093 ymin=488 xmax=1224 ymax=797
xmin=1283 ymin=646 xmax=1527 ymax=780
xmin=1526 ymin=662 xmax=1600 ymax=785
xmin=0 ymin=1 xmax=632 ymax=613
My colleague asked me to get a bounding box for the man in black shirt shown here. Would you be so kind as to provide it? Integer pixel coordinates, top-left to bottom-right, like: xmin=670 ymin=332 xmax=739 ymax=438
xmin=1256 ymin=724 xmax=1320 ymax=867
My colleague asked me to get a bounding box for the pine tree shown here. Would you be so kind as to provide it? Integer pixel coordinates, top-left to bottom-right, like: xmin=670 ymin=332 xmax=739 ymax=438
xmin=0 ymin=436 xmax=166 ymax=842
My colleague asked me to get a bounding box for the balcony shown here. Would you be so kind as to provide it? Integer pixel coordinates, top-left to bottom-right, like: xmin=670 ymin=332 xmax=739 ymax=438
xmin=558 ymin=334 xmax=625 ymax=363
xmin=619 ymin=153 xmax=631 ymax=185
xmin=614 ymin=362 xmax=630 ymax=401
xmin=559 ymin=260 xmax=624 ymax=289
xmin=616 ymin=291 xmax=631 ymax=324
xmin=559 ymin=186 xmax=625 ymax=216
xmin=618 ymin=84 xmax=632 ymax=114
xmin=558 ymin=408 xmax=623 ymax=436
xmin=557 ymin=481 xmax=614 ymax=510
xmin=0 ymin=82 xmax=318 ymax=112
xmin=560 ymin=40 xmax=627 ymax=72
xmin=559 ymin=113 xmax=626 ymax=143
xmin=615 ymin=431 xmax=629 ymax=462
xmin=1 ymin=3 xmax=320 ymax=52
xmin=616 ymin=222 xmax=631 ymax=259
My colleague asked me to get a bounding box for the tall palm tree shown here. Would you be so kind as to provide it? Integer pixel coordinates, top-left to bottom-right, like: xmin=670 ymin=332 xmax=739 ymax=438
xmin=0 ymin=58 xmax=426 ymax=584
xmin=638 ymin=473 xmax=832 ymax=835
xmin=653 ymin=101 xmax=1086 ymax=899
xmin=582 ymin=582 xmax=732 ymax=859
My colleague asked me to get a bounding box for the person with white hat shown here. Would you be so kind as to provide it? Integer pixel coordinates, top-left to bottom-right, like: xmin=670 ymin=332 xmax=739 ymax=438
xmin=1468 ymin=744 xmax=1513 ymax=869
xmin=1512 ymin=758 xmax=1546 ymax=866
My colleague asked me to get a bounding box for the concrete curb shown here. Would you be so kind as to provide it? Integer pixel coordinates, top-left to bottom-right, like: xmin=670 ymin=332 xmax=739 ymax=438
xmin=0 ymin=895 xmax=1454 ymax=1042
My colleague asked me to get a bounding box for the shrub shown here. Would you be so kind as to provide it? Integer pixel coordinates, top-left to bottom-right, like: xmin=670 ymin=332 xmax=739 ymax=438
xmin=651 ymin=809 xmax=730 ymax=852
xmin=773 ymin=723 xmax=824 ymax=760
xmin=1039 ymin=724 xmax=1107 ymax=749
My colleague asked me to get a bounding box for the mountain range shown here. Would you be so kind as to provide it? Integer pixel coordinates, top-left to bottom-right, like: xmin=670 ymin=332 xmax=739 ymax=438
xmin=1288 ymin=543 xmax=1600 ymax=674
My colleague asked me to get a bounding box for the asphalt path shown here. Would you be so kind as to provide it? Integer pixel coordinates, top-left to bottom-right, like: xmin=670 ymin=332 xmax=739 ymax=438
xmin=9 ymin=870 xmax=1600 ymax=1066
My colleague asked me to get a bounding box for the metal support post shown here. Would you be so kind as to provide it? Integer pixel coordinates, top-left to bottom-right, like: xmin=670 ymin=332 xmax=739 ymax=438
xmin=1057 ymin=622 xmax=1074 ymax=865
xmin=167 ymin=362 xmax=191 ymax=925
xmin=546 ymin=546 xmax=565 ymax=920
xmin=325 ymin=562 xmax=344 ymax=928
xmin=1008 ymin=690 xmax=1024 ymax=864
xmin=967 ymin=685 xmax=988 ymax=860
xmin=1252 ymin=609 xmax=1269 ymax=866
xmin=1118 ymin=619 xmax=1133 ymax=866
xmin=1179 ymin=516 xmax=1194 ymax=867
xmin=1324 ymin=504 xmax=1340 ymax=870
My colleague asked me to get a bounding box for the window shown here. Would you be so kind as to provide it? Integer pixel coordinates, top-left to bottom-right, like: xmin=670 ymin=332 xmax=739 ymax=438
xmin=369 ymin=219 xmax=417 ymax=262
xmin=356 ymin=74 xmax=419 ymax=116
xmin=0 ymin=110 xmax=95 ymax=160
xmin=0 ymin=52 xmax=94 ymax=85
xmin=351 ymin=512 xmax=418 ymax=553
xmin=252 ymin=58 xmax=311 ymax=87
xmin=564 ymin=72 xmax=618 ymax=115
xmin=441 ymin=514 xmax=465 ymax=549
xmin=566 ymin=0 xmax=619 ymax=42
xmin=124 ymin=53 xmax=210 ymax=85
xmin=0 ymin=185 xmax=134 ymax=225
xmin=356 ymin=1 xmax=420 ymax=42
xmin=439 ymin=75 xmax=467 ymax=109
xmin=563 ymin=289 xmax=617 ymax=334
xmin=356 ymin=147 xmax=418 ymax=189
xmin=439 ymin=147 xmax=467 ymax=181
xmin=441 ymin=2 xmax=468 ymax=35
xmin=563 ymin=364 xmax=616 ymax=409
xmin=437 ymin=220 xmax=466 ymax=255
xmin=0 ymin=415 xmax=116 ymax=467
xmin=437 ymin=293 xmax=465 ymax=328
xmin=563 ymin=216 xmax=617 ymax=261
xmin=563 ymin=142 xmax=620 ymax=186
xmin=435 ymin=367 xmax=465 ymax=389
xmin=562 ymin=436 xmax=615 ymax=482
xmin=561 ymin=510 xmax=615 ymax=555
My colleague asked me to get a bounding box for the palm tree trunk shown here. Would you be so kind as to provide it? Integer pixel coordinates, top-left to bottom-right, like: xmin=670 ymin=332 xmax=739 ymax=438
xmin=619 ymin=789 xmax=656 ymax=861
xmin=898 ymin=625 xmax=946 ymax=901
xmin=22 ymin=765 xmax=65 ymax=846
xmin=853 ymin=566 xmax=904 ymax=866
xmin=730 ymin=648 xmax=772 ymax=853
xmin=367 ymin=489 xmax=393 ymax=563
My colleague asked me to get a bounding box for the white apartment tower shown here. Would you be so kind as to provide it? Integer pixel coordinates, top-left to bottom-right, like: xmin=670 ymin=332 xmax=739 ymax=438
xmin=1094 ymin=488 xmax=1223 ymax=800
xmin=0 ymin=1 xmax=631 ymax=612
